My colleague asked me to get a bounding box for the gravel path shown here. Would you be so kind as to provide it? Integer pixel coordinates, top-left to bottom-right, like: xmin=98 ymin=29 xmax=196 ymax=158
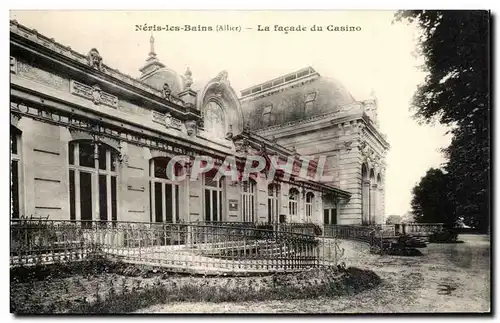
xmin=136 ymin=234 xmax=490 ymax=313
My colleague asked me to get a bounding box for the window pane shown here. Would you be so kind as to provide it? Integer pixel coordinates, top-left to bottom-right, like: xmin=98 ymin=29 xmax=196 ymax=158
xmin=175 ymin=185 xmax=179 ymax=223
xmin=68 ymin=142 xmax=75 ymax=165
xmin=111 ymin=176 xmax=117 ymax=222
xmin=79 ymin=142 xmax=95 ymax=168
xmin=219 ymin=191 xmax=222 ymax=222
xmin=251 ymin=196 xmax=254 ymax=222
xmin=165 ymin=184 xmax=172 ymax=223
xmin=10 ymin=133 xmax=17 ymax=155
xmin=80 ymin=172 xmax=92 ymax=222
xmin=324 ymin=209 xmax=329 ymax=224
xmin=69 ymin=170 xmax=75 ymax=221
xmin=268 ymin=199 xmax=272 ymax=223
xmin=243 ymin=195 xmax=247 ymax=221
xmin=332 ymin=208 xmax=337 ymax=225
xmin=212 ymin=190 xmax=218 ymax=222
xmin=154 ymin=158 xmax=169 ymax=179
xmin=205 ymin=189 xmax=211 ymax=222
xmin=205 ymin=174 xmax=217 ymax=187
xmin=99 ymin=174 xmax=107 ymax=221
xmin=268 ymin=185 xmax=274 ymax=197
xmin=155 ymin=182 xmax=162 ymax=222
xmin=110 ymin=151 xmax=118 ymax=172
xmin=11 ymin=160 xmax=19 ymax=218
xmin=98 ymin=146 xmax=107 ymax=170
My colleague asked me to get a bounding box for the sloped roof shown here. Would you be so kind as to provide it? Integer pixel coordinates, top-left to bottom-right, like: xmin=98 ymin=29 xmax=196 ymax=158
xmin=240 ymin=70 xmax=355 ymax=130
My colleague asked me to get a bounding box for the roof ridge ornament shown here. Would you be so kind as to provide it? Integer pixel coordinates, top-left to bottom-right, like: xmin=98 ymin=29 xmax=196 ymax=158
xmin=215 ymin=70 xmax=229 ymax=85
xmin=149 ymin=32 xmax=156 ymax=57
xmin=184 ymin=67 xmax=193 ymax=90
xmin=87 ymin=48 xmax=105 ymax=72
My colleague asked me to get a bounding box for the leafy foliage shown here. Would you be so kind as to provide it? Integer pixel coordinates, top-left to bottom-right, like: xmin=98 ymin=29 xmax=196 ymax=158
xmin=411 ymin=168 xmax=456 ymax=226
xmin=396 ymin=11 xmax=490 ymax=232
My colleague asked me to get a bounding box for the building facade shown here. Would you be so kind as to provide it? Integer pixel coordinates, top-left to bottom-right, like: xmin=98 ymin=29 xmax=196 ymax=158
xmin=10 ymin=20 xmax=388 ymax=226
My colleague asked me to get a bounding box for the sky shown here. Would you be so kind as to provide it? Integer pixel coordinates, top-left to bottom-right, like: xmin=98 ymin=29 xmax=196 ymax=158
xmin=10 ymin=10 xmax=452 ymax=216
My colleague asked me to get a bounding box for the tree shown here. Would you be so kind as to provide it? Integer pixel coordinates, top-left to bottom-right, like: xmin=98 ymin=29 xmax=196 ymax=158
xmin=396 ymin=11 xmax=490 ymax=233
xmin=411 ymin=168 xmax=456 ymax=226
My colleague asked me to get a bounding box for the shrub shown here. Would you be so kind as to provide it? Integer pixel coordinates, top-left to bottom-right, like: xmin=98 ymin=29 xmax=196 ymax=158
xmin=429 ymin=229 xmax=459 ymax=243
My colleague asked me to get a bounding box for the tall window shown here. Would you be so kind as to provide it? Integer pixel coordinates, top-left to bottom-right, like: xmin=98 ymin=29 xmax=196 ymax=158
xmin=204 ymin=101 xmax=226 ymax=139
xmin=241 ymin=179 xmax=256 ymax=222
xmin=149 ymin=157 xmax=181 ymax=223
xmin=68 ymin=141 xmax=118 ymax=224
xmin=204 ymin=171 xmax=225 ymax=222
xmin=11 ymin=127 xmax=21 ymax=219
xmin=288 ymin=188 xmax=299 ymax=218
xmin=267 ymin=183 xmax=280 ymax=223
xmin=306 ymin=192 xmax=314 ymax=219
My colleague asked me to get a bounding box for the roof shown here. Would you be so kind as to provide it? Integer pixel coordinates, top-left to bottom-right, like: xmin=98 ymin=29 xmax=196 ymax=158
xmin=240 ymin=68 xmax=356 ymax=130
xmin=140 ymin=67 xmax=185 ymax=94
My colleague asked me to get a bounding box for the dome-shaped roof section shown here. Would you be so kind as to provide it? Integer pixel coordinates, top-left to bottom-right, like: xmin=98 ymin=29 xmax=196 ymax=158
xmin=318 ymin=77 xmax=356 ymax=106
xmin=140 ymin=67 xmax=185 ymax=94
xmin=240 ymin=74 xmax=356 ymax=130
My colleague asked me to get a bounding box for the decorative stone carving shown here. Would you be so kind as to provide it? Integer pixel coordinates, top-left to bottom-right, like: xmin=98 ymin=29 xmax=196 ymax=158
xmin=225 ymin=124 xmax=233 ymax=140
xmin=162 ymin=83 xmax=172 ymax=101
xmin=91 ymin=84 xmax=102 ymax=105
xmin=165 ymin=112 xmax=172 ymax=127
xmin=152 ymin=111 xmax=166 ymax=125
xmin=184 ymin=67 xmax=193 ymax=90
xmin=234 ymin=138 xmax=248 ymax=153
xmin=87 ymin=48 xmax=105 ymax=71
xmin=215 ymin=70 xmax=229 ymax=85
xmin=70 ymin=80 xmax=118 ymax=108
xmin=197 ymin=113 xmax=205 ymax=130
xmin=185 ymin=120 xmax=197 ymax=136
xmin=344 ymin=140 xmax=352 ymax=151
xmin=118 ymin=153 xmax=129 ymax=166
xmin=171 ymin=117 xmax=183 ymax=129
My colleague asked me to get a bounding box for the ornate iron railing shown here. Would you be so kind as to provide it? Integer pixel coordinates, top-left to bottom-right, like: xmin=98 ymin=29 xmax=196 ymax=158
xmin=10 ymin=219 xmax=342 ymax=274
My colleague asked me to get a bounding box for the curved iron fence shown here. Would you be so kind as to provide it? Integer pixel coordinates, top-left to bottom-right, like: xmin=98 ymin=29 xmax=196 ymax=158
xmin=10 ymin=219 xmax=342 ymax=274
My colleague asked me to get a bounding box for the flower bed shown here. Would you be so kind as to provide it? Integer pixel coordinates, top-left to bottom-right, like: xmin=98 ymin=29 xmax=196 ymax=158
xmin=11 ymin=259 xmax=381 ymax=314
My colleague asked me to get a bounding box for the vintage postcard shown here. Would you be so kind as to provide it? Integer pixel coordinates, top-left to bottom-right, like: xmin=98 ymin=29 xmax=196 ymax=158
xmin=9 ymin=10 xmax=491 ymax=314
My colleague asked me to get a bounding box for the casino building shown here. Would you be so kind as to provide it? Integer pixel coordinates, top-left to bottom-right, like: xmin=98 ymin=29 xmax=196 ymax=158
xmin=9 ymin=20 xmax=389 ymax=226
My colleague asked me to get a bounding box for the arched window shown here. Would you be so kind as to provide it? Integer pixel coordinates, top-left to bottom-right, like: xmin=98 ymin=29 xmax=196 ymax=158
xmin=204 ymin=171 xmax=225 ymax=222
xmin=204 ymin=101 xmax=226 ymax=139
xmin=241 ymin=179 xmax=256 ymax=222
xmin=267 ymin=183 xmax=280 ymax=223
xmin=68 ymin=141 xmax=118 ymax=224
xmin=149 ymin=157 xmax=182 ymax=223
xmin=11 ymin=126 xmax=22 ymax=219
xmin=306 ymin=192 xmax=315 ymax=219
xmin=288 ymin=188 xmax=299 ymax=218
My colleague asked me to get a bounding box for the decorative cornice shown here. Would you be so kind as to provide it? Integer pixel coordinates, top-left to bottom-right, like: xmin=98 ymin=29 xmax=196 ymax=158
xmin=10 ymin=20 xmax=188 ymax=111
